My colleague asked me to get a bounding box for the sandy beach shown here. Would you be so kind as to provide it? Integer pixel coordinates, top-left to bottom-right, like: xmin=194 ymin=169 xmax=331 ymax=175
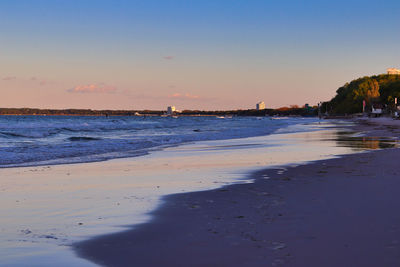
xmin=73 ymin=118 xmax=400 ymax=267
xmin=1 ymin=118 xmax=398 ymax=266
xmin=2 ymin=119 xmax=368 ymax=266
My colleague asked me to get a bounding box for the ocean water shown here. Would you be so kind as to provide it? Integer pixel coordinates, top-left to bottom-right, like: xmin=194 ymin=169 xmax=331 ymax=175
xmin=0 ymin=115 xmax=319 ymax=167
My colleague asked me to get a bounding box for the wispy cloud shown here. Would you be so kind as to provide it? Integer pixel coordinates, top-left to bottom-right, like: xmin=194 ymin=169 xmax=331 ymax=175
xmin=163 ymin=56 xmax=174 ymax=60
xmin=30 ymin=76 xmax=48 ymax=86
xmin=168 ymin=93 xmax=200 ymax=100
xmin=67 ymin=83 xmax=117 ymax=93
xmin=3 ymin=76 xmax=16 ymax=81
xmin=1 ymin=75 xmax=50 ymax=86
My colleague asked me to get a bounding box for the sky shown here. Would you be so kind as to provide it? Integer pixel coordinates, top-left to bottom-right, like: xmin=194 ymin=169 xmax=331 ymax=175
xmin=0 ymin=0 xmax=399 ymax=110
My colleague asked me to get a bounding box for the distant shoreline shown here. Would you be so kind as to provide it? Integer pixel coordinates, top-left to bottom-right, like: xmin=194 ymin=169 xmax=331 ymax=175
xmin=0 ymin=107 xmax=317 ymax=117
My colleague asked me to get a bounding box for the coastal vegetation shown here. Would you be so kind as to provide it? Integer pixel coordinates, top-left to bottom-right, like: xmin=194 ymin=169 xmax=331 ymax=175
xmin=323 ymin=74 xmax=400 ymax=115
xmin=0 ymin=106 xmax=317 ymax=117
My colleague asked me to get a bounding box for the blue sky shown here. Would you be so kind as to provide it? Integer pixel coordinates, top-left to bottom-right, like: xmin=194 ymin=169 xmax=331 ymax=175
xmin=0 ymin=0 xmax=399 ymax=110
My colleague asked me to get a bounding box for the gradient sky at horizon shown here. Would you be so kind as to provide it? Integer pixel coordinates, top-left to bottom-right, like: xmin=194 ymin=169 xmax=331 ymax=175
xmin=1 ymin=0 xmax=399 ymax=110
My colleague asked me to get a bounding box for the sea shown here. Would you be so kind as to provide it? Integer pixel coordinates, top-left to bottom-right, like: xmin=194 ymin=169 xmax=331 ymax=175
xmin=0 ymin=115 xmax=318 ymax=168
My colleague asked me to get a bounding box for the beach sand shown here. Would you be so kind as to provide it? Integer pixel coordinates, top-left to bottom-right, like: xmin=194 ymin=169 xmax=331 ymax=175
xmin=74 ymin=119 xmax=400 ymax=267
xmin=353 ymin=117 xmax=400 ymax=137
xmin=3 ymin=122 xmax=367 ymax=266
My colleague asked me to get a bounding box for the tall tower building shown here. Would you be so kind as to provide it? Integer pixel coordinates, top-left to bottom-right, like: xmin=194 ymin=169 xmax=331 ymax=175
xmin=256 ymin=101 xmax=266 ymax=110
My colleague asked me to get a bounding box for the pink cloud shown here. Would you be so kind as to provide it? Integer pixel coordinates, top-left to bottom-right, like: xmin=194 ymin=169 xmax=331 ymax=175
xmin=163 ymin=56 xmax=174 ymax=60
xmin=168 ymin=93 xmax=200 ymax=100
xmin=68 ymin=84 xmax=117 ymax=94
xmin=3 ymin=76 xmax=16 ymax=81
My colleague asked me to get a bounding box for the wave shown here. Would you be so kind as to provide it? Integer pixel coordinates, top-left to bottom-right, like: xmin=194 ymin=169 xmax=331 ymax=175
xmin=68 ymin=137 xmax=102 ymax=142
xmin=0 ymin=131 xmax=28 ymax=138
xmin=0 ymin=116 xmax=320 ymax=167
xmin=0 ymin=129 xmax=62 ymax=139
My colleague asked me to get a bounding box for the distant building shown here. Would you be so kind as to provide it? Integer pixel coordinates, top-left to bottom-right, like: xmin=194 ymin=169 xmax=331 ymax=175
xmin=167 ymin=106 xmax=176 ymax=115
xmin=387 ymin=68 xmax=400 ymax=75
xmin=256 ymin=101 xmax=266 ymax=110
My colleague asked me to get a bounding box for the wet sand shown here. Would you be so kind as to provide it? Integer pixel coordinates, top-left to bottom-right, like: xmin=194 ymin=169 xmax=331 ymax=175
xmin=353 ymin=117 xmax=400 ymax=137
xmin=74 ymin=119 xmax=400 ymax=266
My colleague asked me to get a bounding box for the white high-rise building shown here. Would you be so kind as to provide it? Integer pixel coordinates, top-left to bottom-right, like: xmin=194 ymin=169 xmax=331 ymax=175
xmin=167 ymin=106 xmax=176 ymax=115
xmin=256 ymin=101 xmax=266 ymax=110
xmin=387 ymin=68 xmax=400 ymax=75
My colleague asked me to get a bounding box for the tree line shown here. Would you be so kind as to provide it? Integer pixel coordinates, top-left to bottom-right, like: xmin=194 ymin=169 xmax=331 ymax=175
xmin=322 ymin=74 xmax=400 ymax=115
xmin=0 ymin=106 xmax=317 ymax=117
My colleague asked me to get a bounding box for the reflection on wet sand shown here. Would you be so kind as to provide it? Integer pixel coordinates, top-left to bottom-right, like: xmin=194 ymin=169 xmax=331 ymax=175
xmin=293 ymin=129 xmax=399 ymax=151
xmin=334 ymin=131 xmax=398 ymax=150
